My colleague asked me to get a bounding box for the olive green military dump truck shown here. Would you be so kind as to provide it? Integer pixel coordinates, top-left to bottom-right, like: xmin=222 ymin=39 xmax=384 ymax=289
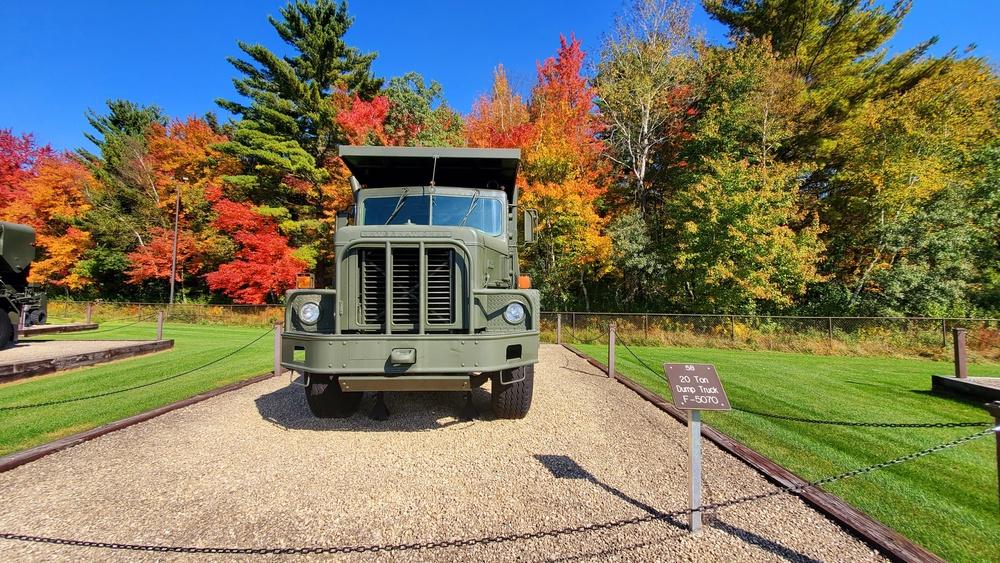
xmin=281 ymin=146 xmax=540 ymax=419
xmin=1 ymin=221 xmax=48 ymax=348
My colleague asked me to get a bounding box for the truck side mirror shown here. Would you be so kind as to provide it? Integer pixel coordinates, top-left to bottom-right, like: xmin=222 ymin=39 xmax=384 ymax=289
xmin=523 ymin=209 xmax=538 ymax=244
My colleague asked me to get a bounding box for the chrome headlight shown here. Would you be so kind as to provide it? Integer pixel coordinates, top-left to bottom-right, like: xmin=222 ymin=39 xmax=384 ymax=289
xmin=299 ymin=302 xmax=321 ymax=325
xmin=503 ymin=302 xmax=526 ymax=324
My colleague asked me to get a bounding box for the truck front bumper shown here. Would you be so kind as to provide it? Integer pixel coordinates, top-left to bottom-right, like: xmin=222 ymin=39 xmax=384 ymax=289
xmin=281 ymin=330 xmax=539 ymax=380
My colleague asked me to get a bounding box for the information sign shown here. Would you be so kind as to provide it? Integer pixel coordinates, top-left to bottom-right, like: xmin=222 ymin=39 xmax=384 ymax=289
xmin=662 ymin=363 xmax=730 ymax=533
xmin=662 ymin=363 xmax=731 ymax=411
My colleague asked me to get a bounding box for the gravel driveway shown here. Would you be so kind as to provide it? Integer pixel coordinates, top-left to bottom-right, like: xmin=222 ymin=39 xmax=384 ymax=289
xmin=0 ymin=344 xmax=887 ymax=562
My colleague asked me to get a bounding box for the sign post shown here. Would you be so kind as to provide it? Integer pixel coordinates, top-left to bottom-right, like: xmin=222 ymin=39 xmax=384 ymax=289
xmin=663 ymin=363 xmax=731 ymax=532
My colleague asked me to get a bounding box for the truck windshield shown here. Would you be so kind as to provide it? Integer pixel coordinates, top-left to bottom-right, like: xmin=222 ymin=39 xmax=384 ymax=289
xmin=361 ymin=191 xmax=505 ymax=236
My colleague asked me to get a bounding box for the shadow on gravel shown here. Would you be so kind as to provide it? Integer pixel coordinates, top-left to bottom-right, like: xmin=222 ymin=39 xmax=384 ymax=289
xmin=710 ymin=519 xmax=822 ymax=563
xmin=254 ymin=383 xmax=496 ymax=432
xmin=535 ymin=454 xmax=687 ymax=531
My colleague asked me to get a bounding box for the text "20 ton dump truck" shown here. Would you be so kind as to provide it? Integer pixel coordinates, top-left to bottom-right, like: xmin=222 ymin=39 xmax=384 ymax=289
xmin=281 ymin=146 xmax=540 ymax=420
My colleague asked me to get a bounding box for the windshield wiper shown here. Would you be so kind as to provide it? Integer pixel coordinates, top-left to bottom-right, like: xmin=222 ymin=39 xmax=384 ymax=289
xmin=458 ymin=190 xmax=481 ymax=227
xmin=385 ymin=187 xmax=409 ymax=224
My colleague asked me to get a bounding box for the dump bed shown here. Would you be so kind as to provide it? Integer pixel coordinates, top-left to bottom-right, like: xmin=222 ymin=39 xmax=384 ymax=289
xmin=339 ymin=146 xmax=521 ymax=199
xmin=0 ymin=221 xmax=36 ymax=275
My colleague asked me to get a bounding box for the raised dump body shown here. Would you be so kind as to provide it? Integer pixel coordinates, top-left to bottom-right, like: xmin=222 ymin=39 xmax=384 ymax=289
xmin=281 ymin=146 xmax=540 ymax=419
xmin=0 ymin=221 xmax=48 ymax=348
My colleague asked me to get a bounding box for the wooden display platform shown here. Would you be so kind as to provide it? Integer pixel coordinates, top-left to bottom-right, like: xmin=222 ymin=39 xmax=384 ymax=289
xmin=0 ymin=339 xmax=174 ymax=383
xmin=17 ymin=323 xmax=99 ymax=337
xmin=931 ymin=375 xmax=1000 ymax=402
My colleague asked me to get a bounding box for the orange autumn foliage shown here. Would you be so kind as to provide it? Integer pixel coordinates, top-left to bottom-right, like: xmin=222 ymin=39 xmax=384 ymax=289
xmin=466 ymin=65 xmax=536 ymax=150
xmin=0 ymin=152 xmax=94 ymax=289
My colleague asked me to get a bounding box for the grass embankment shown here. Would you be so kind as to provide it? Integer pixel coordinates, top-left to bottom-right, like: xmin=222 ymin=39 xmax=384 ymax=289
xmin=0 ymin=323 xmax=275 ymax=458
xmin=575 ymin=343 xmax=999 ymax=563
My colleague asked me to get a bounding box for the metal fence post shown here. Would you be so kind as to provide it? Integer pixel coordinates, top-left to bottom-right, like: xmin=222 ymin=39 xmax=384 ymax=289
xmin=953 ymin=328 xmax=968 ymax=379
xmin=14 ymin=307 xmax=25 ymax=343
xmin=556 ymin=313 xmax=562 ymax=345
xmin=689 ymin=409 xmax=703 ymax=532
xmin=86 ymin=302 xmax=92 ymax=324
xmin=984 ymin=401 xmax=1000 ymax=511
xmin=157 ymin=310 xmax=164 ymax=341
xmin=828 ymin=317 xmax=834 ymax=341
xmin=608 ymin=323 xmax=616 ymax=378
xmin=730 ymin=316 xmax=736 ymax=342
xmin=274 ymin=322 xmax=283 ymax=378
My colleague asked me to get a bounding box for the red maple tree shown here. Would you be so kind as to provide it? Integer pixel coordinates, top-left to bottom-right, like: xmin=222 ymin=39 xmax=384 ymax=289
xmin=204 ymin=199 xmax=307 ymax=304
xmin=125 ymin=226 xmax=202 ymax=285
xmin=335 ymin=93 xmax=391 ymax=146
xmin=0 ymin=129 xmax=52 ymax=203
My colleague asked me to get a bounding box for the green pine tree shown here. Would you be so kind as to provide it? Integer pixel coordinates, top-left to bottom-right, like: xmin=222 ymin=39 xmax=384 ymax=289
xmin=702 ymin=0 xmax=945 ymax=184
xmin=215 ymin=0 xmax=383 ymax=283
xmin=216 ymin=0 xmax=382 ymax=187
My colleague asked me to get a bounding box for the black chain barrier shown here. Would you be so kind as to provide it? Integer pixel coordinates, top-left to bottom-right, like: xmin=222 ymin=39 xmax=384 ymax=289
xmin=1 ymin=425 xmax=994 ymax=555
xmin=613 ymin=333 xmax=994 ymax=429
xmin=0 ymin=327 xmax=275 ymax=412
xmin=563 ymin=321 xmax=610 ymax=345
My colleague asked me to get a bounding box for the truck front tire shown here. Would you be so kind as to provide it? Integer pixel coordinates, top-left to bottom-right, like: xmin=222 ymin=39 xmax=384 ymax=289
xmin=305 ymin=373 xmax=363 ymax=418
xmin=491 ymin=364 xmax=534 ymax=419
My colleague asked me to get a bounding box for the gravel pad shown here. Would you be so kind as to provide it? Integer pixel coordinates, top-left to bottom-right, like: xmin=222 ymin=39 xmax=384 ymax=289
xmin=0 ymin=344 xmax=887 ymax=562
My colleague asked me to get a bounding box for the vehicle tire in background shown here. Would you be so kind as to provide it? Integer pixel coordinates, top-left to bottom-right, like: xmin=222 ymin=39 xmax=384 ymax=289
xmin=0 ymin=312 xmax=13 ymax=349
xmin=305 ymin=373 xmax=363 ymax=418
xmin=28 ymin=309 xmax=45 ymax=326
xmin=491 ymin=364 xmax=534 ymax=419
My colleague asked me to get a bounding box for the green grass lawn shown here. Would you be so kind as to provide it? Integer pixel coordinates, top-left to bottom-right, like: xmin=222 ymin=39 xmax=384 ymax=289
xmin=576 ymin=343 xmax=999 ymax=563
xmin=3 ymin=325 xmax=996 ymax=561
xmin=0 ymin=323 xmax=275 ymax=458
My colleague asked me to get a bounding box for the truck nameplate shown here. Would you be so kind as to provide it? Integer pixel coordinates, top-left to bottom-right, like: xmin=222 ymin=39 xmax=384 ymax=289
xmin=360 ymin=231 xmax=453 ymax=238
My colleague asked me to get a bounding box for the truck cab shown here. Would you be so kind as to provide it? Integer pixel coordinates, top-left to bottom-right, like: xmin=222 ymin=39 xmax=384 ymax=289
xmin=281 ymin=146 xmax=540 ymax=419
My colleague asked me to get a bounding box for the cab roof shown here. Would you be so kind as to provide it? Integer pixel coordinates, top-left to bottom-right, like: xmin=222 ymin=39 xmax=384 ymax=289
xmin=338 ymin=146 xmax=521 ymax=197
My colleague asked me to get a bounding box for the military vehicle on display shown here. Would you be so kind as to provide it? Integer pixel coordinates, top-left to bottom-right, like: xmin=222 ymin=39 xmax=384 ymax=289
xmin=281 ymin=146 xmax=540 ymax=420
xmin=0 ymin=221 xmax=48 ymax=348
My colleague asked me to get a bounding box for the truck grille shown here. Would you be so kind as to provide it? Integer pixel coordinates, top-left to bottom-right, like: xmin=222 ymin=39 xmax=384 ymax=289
xmin=360 ymin=247 xmax=455 ymax=330
xmin=426 ymin=249 xmax=453 ymax=323
xmin=361 ymin=249 xmax=386 ymax=324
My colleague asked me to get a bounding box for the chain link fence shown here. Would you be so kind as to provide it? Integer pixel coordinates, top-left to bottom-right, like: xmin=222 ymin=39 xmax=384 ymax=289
xmin=542 ymin=312 xmax=1000 ymax=360
xmin=42 ymin=304 xmax=1000 ymax=358
xmin=46 ymin=302 xmax=284 ymax=328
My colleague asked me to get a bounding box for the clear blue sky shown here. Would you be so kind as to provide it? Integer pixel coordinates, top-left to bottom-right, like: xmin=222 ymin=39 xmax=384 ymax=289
xmin=1 ymin=0 xmax=996 ymax=154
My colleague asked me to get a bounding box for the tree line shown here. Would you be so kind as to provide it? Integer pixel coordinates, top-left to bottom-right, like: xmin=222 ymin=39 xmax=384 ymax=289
xmin=1 ymin=0 xmax=998 ymax=317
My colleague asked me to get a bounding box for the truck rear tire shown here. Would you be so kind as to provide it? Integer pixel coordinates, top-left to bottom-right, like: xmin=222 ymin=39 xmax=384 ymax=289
xmin=0 ymin=312 xmax=12 ymax=349
xmin=305 ymin=373 xmax=363 ymax=418
xmin=491 ymin=364 xmax=534 ymax=419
